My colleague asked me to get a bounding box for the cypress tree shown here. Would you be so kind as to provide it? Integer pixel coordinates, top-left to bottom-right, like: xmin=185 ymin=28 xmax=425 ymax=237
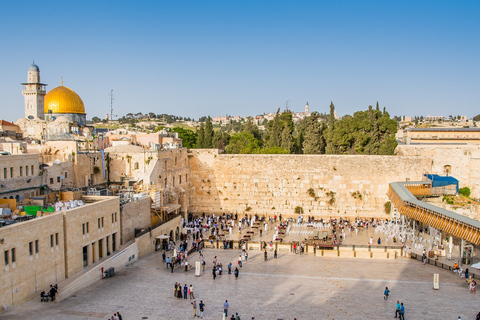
xmin=204 ymin=116 xmax=214 ymax=148
xmin=197 ymin=123 xmax=205 ymax=148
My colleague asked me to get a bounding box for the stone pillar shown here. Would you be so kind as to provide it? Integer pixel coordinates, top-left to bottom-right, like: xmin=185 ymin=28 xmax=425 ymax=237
xmin=87 ymin=243 xmax=93 ymax=266
xmin=101 ymin=238 xmax=107 ymax=258
xmin=93 ymin=241 xmax=99 ymax=262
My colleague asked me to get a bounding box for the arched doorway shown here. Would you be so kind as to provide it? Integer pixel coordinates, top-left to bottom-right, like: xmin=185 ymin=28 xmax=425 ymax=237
xmin=15 ymin=195 xmax=20 ymax=202
xmin=169 ymin=230 xmax=174 ymax=242
xmin=175 ymin=226 xmax=180 ymax=241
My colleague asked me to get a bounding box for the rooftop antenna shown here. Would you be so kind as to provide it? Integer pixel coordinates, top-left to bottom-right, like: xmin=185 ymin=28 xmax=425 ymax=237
xmin=285 ymin=100 xmax=290 ymax=112
xmin=109 ymin=89 xmax=115 ymax=120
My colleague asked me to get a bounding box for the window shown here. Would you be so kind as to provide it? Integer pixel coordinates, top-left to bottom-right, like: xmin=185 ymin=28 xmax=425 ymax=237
xmin=29 ymin=242 xmax=33 ymax=256
xmin=49 ymin=178 xmax=54 ymax=184
xmin=64 ymin=171 xmax=67 ymax=179
xmin=10 ymin=167 xmax=13 ymax=178
xmin=50 ymin=234 xmax=54 ymax=247
xmin=31 ymin=165 xmax=34 ymax=175
xmin=179 ymin=175 xmax=181 ymax=184
xmin=101 ymin=217 xmax=104 ymax=228
xmin=3 ymin=168 xmax=6 ymax=179
xmin=35 ymin=240 xmax=39 ymax=254
xmin=173 ymin=177 xmax=175 ymax=187
xmin=4 ymin=250 xmax=8 ymax=265
xmin=86 ymin=222 xmax=89 ymax=233
xmin=57 ymin=177 xmax=60 ymax=183
xmin=11 ymin=248 xmax=15 ymax=263
xmin=82 ymin=223 xmax=86 ymax=235
xmin=98 ymin=218 xmax=101 ymax=229
xmin=111 ymin=213 xmax=114 ymax=223
xmin=19 ymin=167 xmax=22 ymax=177
xmin=115 ymin=212 xmax=117 ymax=222
xmin=25 ymin=166 xmax=29 ymax=176
xmin=55 ymin=233 xmax=59 ymax=246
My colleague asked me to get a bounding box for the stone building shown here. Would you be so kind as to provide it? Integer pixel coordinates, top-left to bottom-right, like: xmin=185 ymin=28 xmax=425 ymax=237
xmin=0 ymin=196 xmax=121 ymax=308
xmin=404 ymin=128 xmax=480 ymax=144
xmin=0 ymin=153 xmax=44 ymax=200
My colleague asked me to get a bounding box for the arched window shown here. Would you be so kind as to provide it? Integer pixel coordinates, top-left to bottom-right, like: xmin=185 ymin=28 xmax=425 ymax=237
xmin=134 ymin=162 xmax=139 ymax=170
xmin=444 ymin=165 xmax=452 ymax=175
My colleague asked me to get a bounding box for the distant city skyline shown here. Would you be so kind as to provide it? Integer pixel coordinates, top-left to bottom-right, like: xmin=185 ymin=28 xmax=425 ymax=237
xmin=1 ymin=1 xmax=479 ymax=122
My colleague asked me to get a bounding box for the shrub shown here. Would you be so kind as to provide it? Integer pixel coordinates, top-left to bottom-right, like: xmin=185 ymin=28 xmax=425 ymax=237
xmin=307 ymin=188 xmax=316 ymax=198
xmin=384 ymin=201 xmax=391 ymax=214
xmin=459 ymin=187 xmax=471 ymax=197
xmin=294 ymin=206 xmax=303 ymax=214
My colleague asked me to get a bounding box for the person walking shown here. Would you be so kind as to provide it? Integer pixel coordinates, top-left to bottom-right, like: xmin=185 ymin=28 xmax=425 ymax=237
xmin=264 ymin=250 xmax=268 ymax=261
xmin=189 ymin=284 xmax=194 ymax=299
xmin=162 ymin=251 xmax=166 ymax=262
xmin=228 ymin=262 xmax=232 ymax=274
xmin=422 ymin=250 xmax=427 ymax=264
xmin=183 ymin=284 xmax=188 ymax=299
xmin=191 ymin=299 xmax=197 ymax=317
xmin=238 ymin=255 xmax=242 ymax=267
xmin=234 ymin=267 xmax=239 ymax=280
xmin=174 ymin=282 xmax=178 ymax=297
xmin=394 ymin=301 xmax=401 ymax=318
xmin=223 ymin=300 xmax=229 ymax=316
xmin=384 ymin=287 xmax=390 ymax=300
xmin=117 ymin=311 xmax=123 ymax=320
xmin=199 ymin=300 xmax=205 ymax=318
xmin=170 ymin=260 xmax=174 ymax=273
xmin=399 ymin=303 xmax=405 ymax=320
xmin=166 ymin=256 xmax=170 ymax=268
xmin=212 ymin=266 xmax=216 ymax=280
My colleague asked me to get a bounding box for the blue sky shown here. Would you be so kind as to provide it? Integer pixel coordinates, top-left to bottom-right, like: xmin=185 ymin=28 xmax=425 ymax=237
xmin=1 ymin=1 xmax=479 ymax=121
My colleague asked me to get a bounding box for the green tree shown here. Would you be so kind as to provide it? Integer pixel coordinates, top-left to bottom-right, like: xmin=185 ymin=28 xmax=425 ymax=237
xmin=225 ymin=132 xmax=262 ymax=154
xmin=172 ymin=127 xmax=196 ymax=148
xmin=280 ymin=125 xmax=294 ymax=152
xmin=91 ymin=116 xmax=101 ymax=123
xmin=266 ymin=109 xmax=283 ymax=148
xmin=196 ymin=123 xmax=205 ymax=148
xmin=303 ymin=112 xmax=326 ymax=154
xmin=204 ymin=116 xmax=214 ymax=148
xmin=473 ymin=114 xmax=480 ymax=121
xmin=243 ymin=119 xmax=262 ymax=140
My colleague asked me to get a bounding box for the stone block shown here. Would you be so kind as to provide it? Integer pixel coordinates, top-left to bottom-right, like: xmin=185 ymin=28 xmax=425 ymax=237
xmin=339 ymin=251 xmax=355 ymax=258
xmin=355 ymin=251 xmax=372 ymax=259
xmin=372 ymin=252 xmax=388 ymax=259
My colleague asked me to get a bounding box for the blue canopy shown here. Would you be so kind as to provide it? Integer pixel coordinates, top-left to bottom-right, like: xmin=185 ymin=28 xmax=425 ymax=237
xmin=424 ymin=174 xmax=459 ymax=193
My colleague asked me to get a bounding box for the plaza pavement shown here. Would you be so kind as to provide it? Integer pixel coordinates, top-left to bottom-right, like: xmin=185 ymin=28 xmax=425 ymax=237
xmin=2 ymin=245 xmax=479 ymax=320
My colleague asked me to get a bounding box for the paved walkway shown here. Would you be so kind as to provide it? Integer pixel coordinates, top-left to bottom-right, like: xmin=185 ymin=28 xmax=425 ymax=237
xmin=3 ymin=246 xmax=480 ymax=320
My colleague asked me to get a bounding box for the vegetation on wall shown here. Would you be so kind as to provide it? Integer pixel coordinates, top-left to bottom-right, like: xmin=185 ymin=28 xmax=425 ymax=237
xmin=384 ymin=201 xmax=391 ymax=214
xmin=459 ymin=187 xmax=471 ymax=197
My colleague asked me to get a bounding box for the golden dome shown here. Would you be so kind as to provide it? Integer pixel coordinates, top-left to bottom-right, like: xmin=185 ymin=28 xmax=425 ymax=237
xmin=44 ymin=85 xmax=85 ymax=114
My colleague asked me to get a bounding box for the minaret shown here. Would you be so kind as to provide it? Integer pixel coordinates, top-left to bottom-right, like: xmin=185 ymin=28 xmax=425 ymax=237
xmin=305 ymin=101 xmax=310 ymax=114
xmin=22 ymin=62 xmax=47 ymax=120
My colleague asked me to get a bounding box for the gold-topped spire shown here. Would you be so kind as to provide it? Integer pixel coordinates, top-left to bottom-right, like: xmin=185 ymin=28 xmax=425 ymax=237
xmin=61 ymin=77 xmax=63 ymax=86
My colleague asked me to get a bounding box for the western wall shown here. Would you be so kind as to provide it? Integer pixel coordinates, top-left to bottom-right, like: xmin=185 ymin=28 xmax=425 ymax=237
xmin=188 ymin=150 xmax=433 ymax=218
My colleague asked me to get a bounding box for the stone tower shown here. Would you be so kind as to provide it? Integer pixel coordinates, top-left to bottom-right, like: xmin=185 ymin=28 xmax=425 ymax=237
xmin=22 ymin=62 xmax=47 ymax=120
xmin=305 ymin=101 xmax=309 ymax=114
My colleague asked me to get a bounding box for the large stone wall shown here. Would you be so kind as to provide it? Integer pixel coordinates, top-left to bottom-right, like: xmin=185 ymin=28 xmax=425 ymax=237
xmin=188 ymin=150 xmax=432 ymax=218
xmin=396 ymin=144 xmax=480 ymax=199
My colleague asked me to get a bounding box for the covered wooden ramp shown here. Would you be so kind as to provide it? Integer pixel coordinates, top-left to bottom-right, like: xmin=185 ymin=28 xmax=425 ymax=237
xmin=388 ymin=181 xmax=480 ymax=246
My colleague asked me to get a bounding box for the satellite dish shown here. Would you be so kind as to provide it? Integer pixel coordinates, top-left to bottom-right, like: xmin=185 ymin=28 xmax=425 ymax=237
xmin=54 ymin=159 xmax=61 ymax=165
xmin=27 ymin=115 xmax=34 ymax=120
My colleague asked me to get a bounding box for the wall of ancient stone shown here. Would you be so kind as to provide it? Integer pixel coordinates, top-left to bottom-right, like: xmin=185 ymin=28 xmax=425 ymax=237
xmin=188 ymin=150 xmax=432 ymax=219
xmin=396 ymin=144 xmax=480 ymax=198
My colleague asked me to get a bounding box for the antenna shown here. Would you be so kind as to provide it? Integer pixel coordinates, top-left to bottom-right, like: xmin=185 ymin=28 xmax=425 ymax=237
xmin=109 ymin=89 xmax=114 ymax=121
xmin=285 ymin=100 xmax=290 ymax=111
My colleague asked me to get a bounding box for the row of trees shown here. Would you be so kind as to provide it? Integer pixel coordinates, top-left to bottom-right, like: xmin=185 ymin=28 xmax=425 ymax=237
xmin=169 ymin=102 xmax=398 ymax=155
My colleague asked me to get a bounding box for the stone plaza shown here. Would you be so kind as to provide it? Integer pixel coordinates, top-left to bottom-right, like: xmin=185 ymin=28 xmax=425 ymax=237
xmin=3 ymin=242 xmax=478 ymax=320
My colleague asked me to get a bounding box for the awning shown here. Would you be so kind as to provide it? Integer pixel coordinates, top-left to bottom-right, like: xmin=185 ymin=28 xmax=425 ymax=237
xmin=156 ymin=235 xmax=170 ymax=240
